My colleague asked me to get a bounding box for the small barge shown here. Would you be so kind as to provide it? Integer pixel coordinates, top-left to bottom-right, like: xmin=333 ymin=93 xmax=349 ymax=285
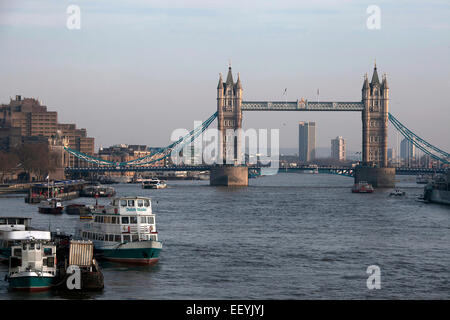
xmin=80 ymin=185 xmax=116 ymax=197
xmin=38 ymin=198 xmax=64 ymax=214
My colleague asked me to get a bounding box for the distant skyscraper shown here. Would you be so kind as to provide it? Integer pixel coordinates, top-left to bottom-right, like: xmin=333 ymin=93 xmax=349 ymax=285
xmin=298 ymin=121 xmax=316 ymax=162
xmin=387 ymin=148 xmax=396 ymax=161
xmin=400 ymin=138 xmax=415 ymax=163
xmin=331 ymin=136 xmax=346 ymax=161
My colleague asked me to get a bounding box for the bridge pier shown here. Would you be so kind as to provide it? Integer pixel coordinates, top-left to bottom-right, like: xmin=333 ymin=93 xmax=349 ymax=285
xmin=354 ymin=166 xmax=396 ymax=188
xmin=210 ymin=166 xmax=248 ymax=186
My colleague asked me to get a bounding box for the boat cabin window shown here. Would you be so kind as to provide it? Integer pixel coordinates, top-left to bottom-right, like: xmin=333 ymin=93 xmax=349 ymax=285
xmin=36 ymin=243 xmax=41 ymax=250
xmin=130 ymin=216 xmax=137 ymax=224
xmin=46 ymin=257 xmax=55 ymax=267
xmin=7 ymin=218 xmax=19 ymax=225
xmin=128 ymin=200 xmax=135 ymax=207
xmin=0 ymin=218 xmax=6 ymax=225
xmin=114 ymin=235 xmax=121 ymax=242
xmin=132 ymin=234 xmax=139 ymax=242
xmin=140 ymin=217 xmax=146 ymax=224
xmin=10 ymin=257 xmax=21 ymax=268
xmin=144 ymin=199 xmax=150 ymax=207
xmin=147 ymin=216 xmax=155 ymax=224
xmin=112 ymin=217 xmax=117 ymax=224
xmin=29 ymin=243 xmax=35 ymax=250
xmin=137 ymin=200 xmax=144 ymax=207
xmin=123 ymin=235 xmax=131 ymax=242
xmin=22 ymin=243 xmax=27 ymax=250
xmin=120 ymin=200 xmax=127 ymax=207
xmin=121 ymin=217 xmax=129 ymax=224
xmin=13 ymin=248 xmax=21 ymax=257
xmin=108 ymin=235 xmax=114 ymax=242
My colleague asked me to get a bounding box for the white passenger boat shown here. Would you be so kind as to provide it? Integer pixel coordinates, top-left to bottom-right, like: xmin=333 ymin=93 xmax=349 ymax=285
xmin=0 ymin=217 xmax=51 ymax=261
xmin=6 ymin=240 xmax=57 ymax=292
xmin=142 ymin=178 xmax=167 ymax=189
xmin=74 ymin=196 xmax=162 ymax=265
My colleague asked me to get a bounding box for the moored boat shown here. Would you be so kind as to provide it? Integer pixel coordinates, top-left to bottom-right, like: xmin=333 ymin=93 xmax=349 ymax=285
xmin=55 ymin=240 xmax=104 ymax=291
xmin=351 ymin=181 xmax=374 ymax=193
xmin=75 ymin=196 xmax=162 ymax=265
xmin=7 ymin=240 xmax=57 ymax=292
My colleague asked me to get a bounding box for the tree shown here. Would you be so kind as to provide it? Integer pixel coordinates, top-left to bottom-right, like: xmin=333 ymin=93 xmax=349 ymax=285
xmin=0 ymin=151 xmax=19 ymax=183
xmin=13 ymin=143 xmax=56 ymax=181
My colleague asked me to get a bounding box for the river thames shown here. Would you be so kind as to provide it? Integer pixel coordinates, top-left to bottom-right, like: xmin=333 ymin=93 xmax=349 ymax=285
xmin=0 ymin=173 xmax=448 ymax=299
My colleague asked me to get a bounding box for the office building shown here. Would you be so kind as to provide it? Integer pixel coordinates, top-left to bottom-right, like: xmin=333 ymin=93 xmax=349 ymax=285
xmin=331 ymin=136 xmax=346 ymax=161
xmin=298 ymin=121 xmax=316 ymax=162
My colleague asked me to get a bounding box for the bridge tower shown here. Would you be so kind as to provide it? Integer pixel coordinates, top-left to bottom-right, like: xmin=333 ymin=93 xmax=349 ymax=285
xmin=210 ymin=66 xmax=248 ymax=186
xmin=217 ymin=66 xmax=243 ymax=163
xmin=357 ymin=63 xmax=395 ymax=187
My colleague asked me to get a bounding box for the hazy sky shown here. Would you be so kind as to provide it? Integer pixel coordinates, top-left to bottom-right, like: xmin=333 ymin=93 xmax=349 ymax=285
xmin=0 ymin=0 xmax=449 ymax=154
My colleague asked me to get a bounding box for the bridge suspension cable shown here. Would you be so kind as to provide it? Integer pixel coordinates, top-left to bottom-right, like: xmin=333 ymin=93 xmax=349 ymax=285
xmin=64 ymin=111 xmax=218 ymax=167
xmin=388 ymin=113 xmax=449 ymax=164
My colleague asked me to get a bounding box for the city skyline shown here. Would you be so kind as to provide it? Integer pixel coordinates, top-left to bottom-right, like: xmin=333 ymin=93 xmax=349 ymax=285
xmin=0 ymin=0 xmax=449 ymax=153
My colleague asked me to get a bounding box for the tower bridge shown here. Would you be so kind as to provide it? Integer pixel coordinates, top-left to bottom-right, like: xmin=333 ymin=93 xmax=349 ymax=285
xmin=212 ymin=63 xmax=393 ymax=186
xmin=63 ymin=64 xmax=449 ymax=187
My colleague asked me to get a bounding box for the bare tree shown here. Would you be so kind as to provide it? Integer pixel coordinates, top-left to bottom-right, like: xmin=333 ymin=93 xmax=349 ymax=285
xmin=0 ymin=151 xmax=19 ymax=183
xmin=13 ymin=143 xmax=55 ymax=181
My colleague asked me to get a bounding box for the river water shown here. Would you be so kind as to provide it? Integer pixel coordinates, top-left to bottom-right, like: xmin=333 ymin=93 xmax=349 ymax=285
xmin=0 ymin=173 xmax=448 ymax=299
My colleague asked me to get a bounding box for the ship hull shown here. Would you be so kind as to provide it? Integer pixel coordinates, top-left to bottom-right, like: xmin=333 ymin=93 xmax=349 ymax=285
xmin=429 ymin=189 xmax=450 ymax=205
xmin=94 ymin=241 xmax=162 ymax=265
xmin=0 ymin=247 xmax=10 ymax=261
xmin=38 ymin=207 xmax=63 ymax=214
xmin=9 ymin=274 xmax=55 ymax=292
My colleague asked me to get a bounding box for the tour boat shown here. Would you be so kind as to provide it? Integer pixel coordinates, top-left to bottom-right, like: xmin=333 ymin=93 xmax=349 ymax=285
xmin=74 ymin=196 xmax=162 ymax=265
xmin=38 ymin=198 xmax=64 ymax=214
xmin=351 ymin=181 xmax=374 ymax=193
xmin=0 ymin=217 xmax=51 ymax=261
xmin=142 ymin=178 xmax=167 ymax=189
xmin=7 ymin=240 xmax=57 ymax=292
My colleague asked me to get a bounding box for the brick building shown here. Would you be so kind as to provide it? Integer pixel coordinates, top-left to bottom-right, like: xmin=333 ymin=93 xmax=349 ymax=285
xmin=0 ymin=95 xmax=95 ymax=167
